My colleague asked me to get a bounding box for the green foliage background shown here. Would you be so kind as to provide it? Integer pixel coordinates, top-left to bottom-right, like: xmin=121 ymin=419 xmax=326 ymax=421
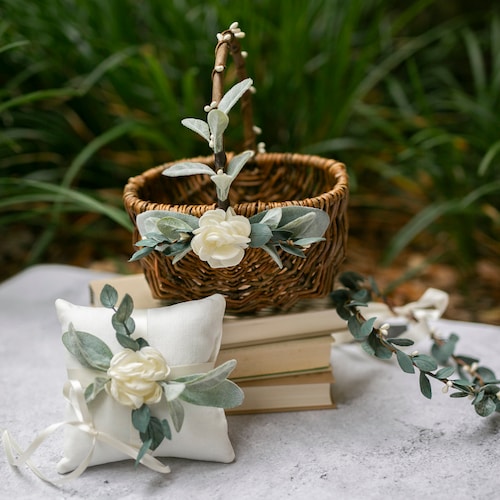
xmin=1 ymin=0 xmax=499 ymax=280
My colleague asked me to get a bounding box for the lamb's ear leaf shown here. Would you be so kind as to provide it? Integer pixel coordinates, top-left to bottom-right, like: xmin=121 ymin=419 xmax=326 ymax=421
xmin=207 ymin=109 xmax=229 ymax=153
xmin=217 ymin=78 xmax=253 ymax=114
xmin=249 ymin=223 xmax=273 ymax=247
xmin=279 ymin=209 xmax=330 ymax=238
xmin=211 ymin=172 xmax=233 ymax=202
xmin=227 ymin=150 xmax=254 ymax=178
xmin=162 ymin=162 xmax=215 ymax=177
xmin=181 ymin=118 xmax=210 ymax=142
xmin=157 ymin=216 xmax=194 ymax=240
xmin=62 ymin=324 xmax=113 ymax=372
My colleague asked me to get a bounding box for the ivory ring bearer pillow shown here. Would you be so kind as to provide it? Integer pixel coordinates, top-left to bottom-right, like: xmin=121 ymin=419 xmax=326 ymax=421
xmin=54 ymin=293 xmax=236 ymax=473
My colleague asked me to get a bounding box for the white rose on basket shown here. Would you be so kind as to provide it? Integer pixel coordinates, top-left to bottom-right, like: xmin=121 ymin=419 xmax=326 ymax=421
xmin=106 ymin=347 xmax=171 ymax=409
xmin=191 ymin=207 xmax=251 ymax=268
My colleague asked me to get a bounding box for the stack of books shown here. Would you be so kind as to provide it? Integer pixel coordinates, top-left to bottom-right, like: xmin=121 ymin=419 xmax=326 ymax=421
xmin=89 ymin=274 xmax=389 ymax=414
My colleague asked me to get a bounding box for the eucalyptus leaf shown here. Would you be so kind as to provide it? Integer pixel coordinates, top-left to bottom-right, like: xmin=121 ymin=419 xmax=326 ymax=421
xmin=116 ymin=332 xmax=140 ymax=351
xmin=132 ymin=404 xmax=151 ymax=434
xmin=435 ymin=366 xmax=455 ymax=380
xmin=100 ymin=284 xmax=118 ymax=308
xmin=162 ymin=162 xmax=215 ymax=177
xmin=451 ymin=379 xmax=474 ymax=390
xmin=431 ymin=333 xmax=459 ymax=364
xmin=348 ymin=315 xmax=371 ymax=340
xmin=475 ymin=366 xmax=497 ymax=383
xmin=172 ymin=245 xmax=193 ymax=264
xmin=471 ymin=390 xmax=484 ymax=406
xmin=335 ymin=304 xmax=351 ymax=321
xmin=449 ymin=391 xmax=469 ymax=398
xmin=412 ymin=354 xmax=438 ymax=372
xmin=84 ymin=377 xmax=109 ymax=403
xmin=226 ymin=150 xmax=254 ymax=178
xmin=135 ymin=238 xmax=163 ymax=248
xmin=181 ymin=117 xmax=210 ymax=142
xmin=207 ymin=109 xmax=229 ymax=153
xmin=162 ymin=241 xmax=192 ymax=257
xmin=142 ymin=416 xmax=166 ymax=450
xmin=339 ymin=271 xmax=365 ymax=290
xmin=351 ymin=289 xmax=371 ymax=303
xmin=112 ymin=313 xmax=135 ymax=336
xmin=115 ymin=294 xmax=134 ymax=323
xmin=136 ymin=337 xmax=149 ymax=349
xmin=261 ymin=244 xmax=283 ymax=268
xmin=135 ymin=438 xmax=153 ymax=467
xmin=129 ymin=246 xmax=155 ymax=262
xmin=62 ymin=324 xmax=113 ymax=371
xmin=249 ymin=223 xmax=273 ymax=247
xmin=365 ymin=331 xmax=393 ymax=359
xmin=396 ymin=350 xmax=415 ymax=374
xmin=419 ymin=371 xmax=432 ymax=399
xmin=474 ymin=396 xmax=496 ymax=417
xmin=278 ymin=242 xmax=306 ymax=258
xmin=360 ymin=317 xmax=376 ymax=338
xmin=387 ymin=338 xmax=415 ymax=347
xmin=271 ymin=230 xmax=293 ymax=242
xmin=217 ymin=78 xmax=253 ymax=114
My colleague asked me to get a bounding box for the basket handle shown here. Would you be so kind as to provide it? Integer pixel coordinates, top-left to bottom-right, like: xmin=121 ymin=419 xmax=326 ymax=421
xmin=211 ymin=27 xmax=256 ymax=153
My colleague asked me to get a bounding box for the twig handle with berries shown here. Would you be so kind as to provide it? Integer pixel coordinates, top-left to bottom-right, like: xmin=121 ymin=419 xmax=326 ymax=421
xmin=330 ymin=271 xmax=500 ymax=417
xmin=212 ymin=22 xmax=257 ymax=154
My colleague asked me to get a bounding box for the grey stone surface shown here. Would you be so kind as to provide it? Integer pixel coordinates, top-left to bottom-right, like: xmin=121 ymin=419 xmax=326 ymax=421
xmin=1 ymin=264 xmax=499 ymax=499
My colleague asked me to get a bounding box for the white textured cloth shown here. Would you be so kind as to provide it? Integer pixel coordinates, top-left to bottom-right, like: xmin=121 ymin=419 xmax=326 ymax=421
xmin=1 ymin=265 xmax=500 ymax=499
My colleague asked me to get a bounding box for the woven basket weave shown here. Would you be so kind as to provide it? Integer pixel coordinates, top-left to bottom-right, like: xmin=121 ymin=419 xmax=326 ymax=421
xmin=123 ymin=152 xmax=348 ymax=314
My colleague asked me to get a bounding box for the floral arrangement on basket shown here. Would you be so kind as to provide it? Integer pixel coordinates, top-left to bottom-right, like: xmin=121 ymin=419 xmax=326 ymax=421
xmin=123 ymin=22 xmax=349 ymax=313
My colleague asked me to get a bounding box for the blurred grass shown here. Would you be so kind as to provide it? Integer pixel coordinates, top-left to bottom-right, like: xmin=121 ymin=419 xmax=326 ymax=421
xmin=0 ymin=0 xmax=499 ymax=285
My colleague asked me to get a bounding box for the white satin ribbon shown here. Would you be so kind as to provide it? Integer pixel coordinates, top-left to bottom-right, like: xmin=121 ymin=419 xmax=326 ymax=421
xmin=393 ymin=288 xmax=449 ymax=341
xmin=2 ymin=379 xmax=171 ymax=485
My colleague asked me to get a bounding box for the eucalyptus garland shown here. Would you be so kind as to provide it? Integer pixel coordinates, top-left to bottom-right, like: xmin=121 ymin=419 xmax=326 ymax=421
xmin=330 ymin=272 xmax=500 ymax=418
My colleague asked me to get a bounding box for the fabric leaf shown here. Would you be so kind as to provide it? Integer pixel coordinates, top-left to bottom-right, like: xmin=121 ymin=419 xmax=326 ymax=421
xmin=181 ymin=117 xmax=210 ymax=142
xmin=217 ymin=78 xmax=253 ymax=114
xmin=180 ymin=379 xmax=244 ymax=408
xmin=62 ymin=324 xmax=113 ymax=371
xmin=84 ymin=377 xmax=109 ymax=403
xmin=162 ymin=162 xmax=215 ymax=177
xmin=100 ymin=284 xmax=118 ymax=308
xmin=226 ymin=150 xmax=254 ymax=178
xmin=207 ymin=109 xmax=229 ymax=153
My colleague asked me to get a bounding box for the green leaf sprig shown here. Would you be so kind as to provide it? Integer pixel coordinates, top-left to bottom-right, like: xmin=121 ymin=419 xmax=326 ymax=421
xmin=131 ymin=206 xmax=330 ymax=269
xmin=62 ymin=285 xmax=244 ymax=466
xmin=330 ymin=272 xmax=500 ymax=417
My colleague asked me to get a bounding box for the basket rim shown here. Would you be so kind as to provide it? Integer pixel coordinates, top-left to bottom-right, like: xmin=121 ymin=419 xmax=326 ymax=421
xmin=123 ymin=151 xmax=348 ymax=215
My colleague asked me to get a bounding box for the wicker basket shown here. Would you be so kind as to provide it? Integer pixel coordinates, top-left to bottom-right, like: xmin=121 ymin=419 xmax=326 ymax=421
xmin=123 ymin=152 xmax=348 ymax=314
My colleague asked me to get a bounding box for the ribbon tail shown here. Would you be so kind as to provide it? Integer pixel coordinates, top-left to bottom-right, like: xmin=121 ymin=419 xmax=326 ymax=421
xmin=2 ymin=423 xmax=96 ymax=486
